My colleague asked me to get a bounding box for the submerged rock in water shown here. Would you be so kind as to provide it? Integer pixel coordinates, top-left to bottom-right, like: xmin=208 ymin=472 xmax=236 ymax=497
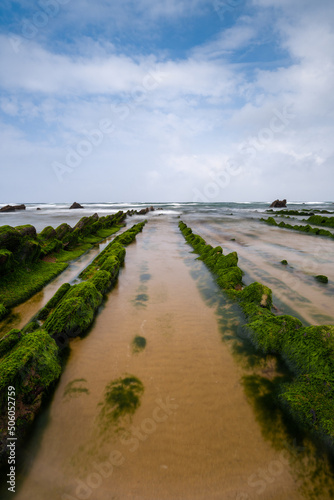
xmin=0 ymin=204 xmax=26 ymax=213
xmin=69 ymin=201 xmax=84 ymax=209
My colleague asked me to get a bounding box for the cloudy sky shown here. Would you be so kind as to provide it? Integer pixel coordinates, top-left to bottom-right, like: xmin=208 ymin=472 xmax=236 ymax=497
xmin=0 ymin=0 xmax=333 ymax=202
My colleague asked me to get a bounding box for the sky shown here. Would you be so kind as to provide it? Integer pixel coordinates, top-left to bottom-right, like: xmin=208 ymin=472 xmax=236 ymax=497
xmin=0 ymin=0 xmax=333 ymax=203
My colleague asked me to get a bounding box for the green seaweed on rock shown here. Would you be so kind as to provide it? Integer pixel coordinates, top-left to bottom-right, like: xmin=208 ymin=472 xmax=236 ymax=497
xmin=178 ymin=220 xmax=334 ymax=444
xmin=132 ymin=335 xmax=147 ymax=353
xmin=37 ymin=282 xmax=71 ymax=321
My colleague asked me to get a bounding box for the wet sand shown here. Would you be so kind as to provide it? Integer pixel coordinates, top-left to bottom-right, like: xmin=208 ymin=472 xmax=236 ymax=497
xmin=0 ymin=227 xmax=130 ymax=336
xmin=1 ymin=215 xmax=334 ymax=499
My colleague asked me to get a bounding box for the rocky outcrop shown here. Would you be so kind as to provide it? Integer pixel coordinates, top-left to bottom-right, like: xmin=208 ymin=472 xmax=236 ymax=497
xmin=127 ymin=206 xmax=155 ymax=216
xmin=270 ymin=199 xmax=287 ymax=208
xmin=69 ymin=202 xmax=84 ymax=209
xmin=0 ymin=204 xmax=26 ymax=213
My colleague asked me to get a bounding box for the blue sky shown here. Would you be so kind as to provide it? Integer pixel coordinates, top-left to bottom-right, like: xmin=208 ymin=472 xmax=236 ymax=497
xmin=0 ymin=0 xmax=333 ymax=202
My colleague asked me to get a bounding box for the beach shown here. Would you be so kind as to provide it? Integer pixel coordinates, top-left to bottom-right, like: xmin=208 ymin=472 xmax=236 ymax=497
xmin=0 ymin=202 xmax=334 ymax=499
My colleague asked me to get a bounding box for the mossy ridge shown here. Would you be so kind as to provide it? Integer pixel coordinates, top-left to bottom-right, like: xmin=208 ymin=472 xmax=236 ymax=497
xmin=0 ymin=261 xmax=68 ymax=309
xmin=305 ymin=215 xmax=334 ymax=229
xmin=0 ymin=330 xmax=61 ymax=464
xmin=98 ymin=375 xmax=144 ymax=429
xmin=132 ymin=335 xmax=147 ymax=353
xmin=179 ymin=221 xmax=243 ymax=291
xmin=41 ymin=222 xmax=147 ymax=342
xmin=179 ymin=221 xmax=334 ymax=443
xmin=261 ymin=217 xmax=334 ymax=239
xmin=36 ymin=283 xmax=71 ymax=321
xmin=43 ymin=281 xmax=103 ymax=343
xmin=79 ymin=222 xmax=146 ymax=280
xmin=0 ymin=303 xmax=8 ymax=321
xmin=266 ymin=209 xmax=334 ymax=216
xmin=0 ymin=221 xmax=147 ymax=466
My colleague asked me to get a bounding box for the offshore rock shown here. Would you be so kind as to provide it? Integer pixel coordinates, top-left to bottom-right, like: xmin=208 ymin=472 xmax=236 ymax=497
xmin=270 ymin=199 xmax=287 ymax=208
xmin=0 ymin=204 xmax=26 ymax=213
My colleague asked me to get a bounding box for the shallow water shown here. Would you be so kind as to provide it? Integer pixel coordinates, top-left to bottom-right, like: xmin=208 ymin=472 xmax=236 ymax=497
xmin=2 ymin=215 xmax=334 ymax=499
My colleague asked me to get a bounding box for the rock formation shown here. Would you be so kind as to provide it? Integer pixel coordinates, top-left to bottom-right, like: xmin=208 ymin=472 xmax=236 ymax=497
xmin=0 ymin=204 xmax=26 ymax=213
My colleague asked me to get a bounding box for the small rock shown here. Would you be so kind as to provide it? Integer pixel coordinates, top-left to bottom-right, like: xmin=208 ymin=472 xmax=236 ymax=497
xmin=315 ymin=275 xmax=328 ymax=284
xmin=69 ymin=202 xmax=84 ymax=209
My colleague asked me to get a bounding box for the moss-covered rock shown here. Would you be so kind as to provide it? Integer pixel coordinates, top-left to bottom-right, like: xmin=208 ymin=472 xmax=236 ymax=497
xmin=315 ymin=275 xmax=328 ymax=284
xmin=241 ymin=282 xmax=272 ymax=311
xmin=216 ymin=266 xmax=243 ymax=289
xmin=74 ymin=214 xmax=99 ymax=237
xmin=282 ymin=325 xmax=334 ymax=376
xmin=55 ymin=223 xmax=73 ymax=241
xmin=40 ymin=238 xmax=63 ymax=257
xmin=22 ymin=321 xmax=40 ymax=334
xmin=0 ymin=303 xmax=8 ymax=321
xmin=280 ymin=373 xmax=334 ymax=437
xmin=15 ymin=225 xmax=37 ymax=238
xmin=214 ymin=251 xmax=238 ymax=271
xmin=16 ymin=238 xmax=42 ymax=264
xmin=39 ymin=226 xmax=57 ymax=240
xmin=281 ymin=260 xmax=288 ymax=265
xmin=0 ymin=330 xmax=61 ymax=407
xmin=89 ymin=270 xmax=112 ymax=294
xmin=0 ymin=329 xmax=22 ymax=359
xmin=306 ymin=215 xmax=334 ymax=229
xmin=37 ymin=282 xmax=71 ymax=321
xmin=99 ymin=255 xmax=120 ymax=276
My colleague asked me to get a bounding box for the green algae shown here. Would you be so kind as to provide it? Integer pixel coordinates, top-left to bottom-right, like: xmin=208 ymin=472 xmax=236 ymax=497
xmin=0 ymin=219 xmax=147 ymax=467
xmin=0 ymin=329 xmax=22 ymax=359
xmin=261 ymin=217 xmax=334 ymax=239
xmin=0 ymin=249 xmax=14 ymax=276
xmin=0 ymin=217 xmax=124 ymax=314
xmin=132 ymin=335 xmax=147 ymax=353
xmin=0 ymin=330 xmax=61 ymax=406
xmin=246 ymin=315 xmax=303 ymax=353
xmin=0 ymin=261 xmax=68 ymax=309
xmin=98 ymin=375 xmax=144 ymax=426
xmin=306 ymin=215 xmax=334 ymax=229
xmin=37 ymin=283 xmax=71 ymax=321
xmin=315 ymin=275 xmax=328 ymax=284
xmin=216 ymin=266 xmax=243 ymax=289
xmin=89 ymin=270 xmax=112 ymax=294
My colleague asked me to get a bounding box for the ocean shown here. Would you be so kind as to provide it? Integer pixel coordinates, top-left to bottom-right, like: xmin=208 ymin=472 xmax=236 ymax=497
xmin=1 ymin=201 xmax=333 ymax=232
